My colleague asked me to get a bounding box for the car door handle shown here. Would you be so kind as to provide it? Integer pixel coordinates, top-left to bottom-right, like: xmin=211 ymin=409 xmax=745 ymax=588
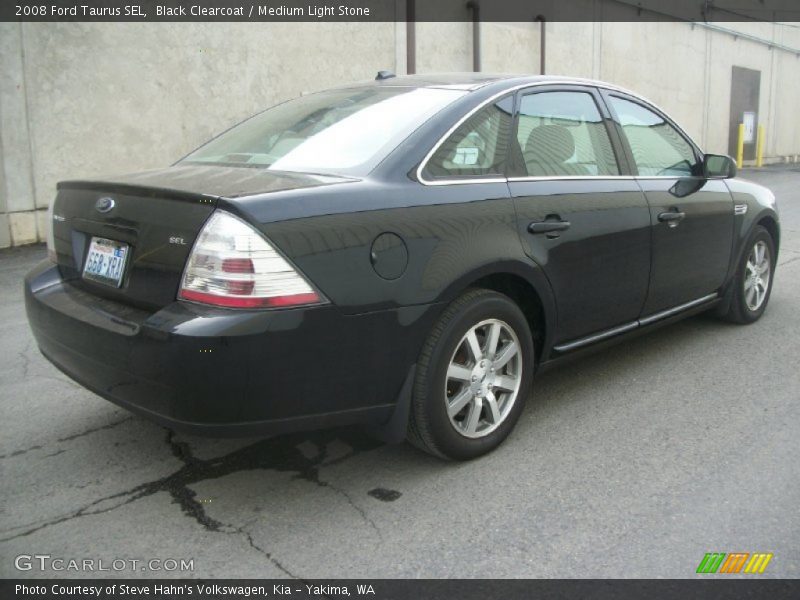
xmin=528 ymin=220 xmax=571 ymax=234
xmin=658 ymin=211 xmax=686 ymax=223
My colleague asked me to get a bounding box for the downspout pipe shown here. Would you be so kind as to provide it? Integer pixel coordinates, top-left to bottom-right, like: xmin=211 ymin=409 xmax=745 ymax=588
xmin=535 ymin=14 xmax=546 ymax=75
xmin=466 ymin=1 xmax=481 ymax=72
xmin=406 ymin=0 xmax=416 ymax=74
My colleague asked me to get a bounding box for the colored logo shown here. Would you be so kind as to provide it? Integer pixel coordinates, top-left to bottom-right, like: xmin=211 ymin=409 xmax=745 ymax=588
xmin=696 ymin=552 xmax=773 ymax=574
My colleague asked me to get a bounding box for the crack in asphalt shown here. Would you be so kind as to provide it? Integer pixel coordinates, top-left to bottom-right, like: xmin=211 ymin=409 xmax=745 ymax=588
xmin=779 ymin=254 xmax=800 ymax=267
xmin=0 ymin=416 xmax=133 ymax=460
xmin=57 ymin=416 xmax=134 ymax=443
xmin=14 ymin=338 xmax=82 ymax=390
xmin=0 ymin=445 xmax=43 ymax=460
xmin=1 ymin=426 xmax=384 ymax=578
xmin=236 ymin=526 xmax=300 ymax=579
xmin=17 ymin=342 xmax=32 ymax=379
xmin=322 ymin=480 xmax=384 ymax=542
xmin=0 ymin=482 xmax=147 ymax=542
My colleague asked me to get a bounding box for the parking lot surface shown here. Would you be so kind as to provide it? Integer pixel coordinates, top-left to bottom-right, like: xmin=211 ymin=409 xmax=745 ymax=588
xmin=1 ymin=167 xmax=799 ymax=578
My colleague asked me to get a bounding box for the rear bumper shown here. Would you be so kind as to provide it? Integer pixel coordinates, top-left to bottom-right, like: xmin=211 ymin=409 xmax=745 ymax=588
xmin=25 ymin=260 xmax=438 ymax=436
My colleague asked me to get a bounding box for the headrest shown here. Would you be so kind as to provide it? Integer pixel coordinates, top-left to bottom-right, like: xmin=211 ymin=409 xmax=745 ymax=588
xmin=525 ymin=125 xmax=575 ymax=164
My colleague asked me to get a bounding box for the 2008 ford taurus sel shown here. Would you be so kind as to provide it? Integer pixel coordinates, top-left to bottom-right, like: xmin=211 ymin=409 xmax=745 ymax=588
xmin=25 ymin=73 xmax=779 ymax=460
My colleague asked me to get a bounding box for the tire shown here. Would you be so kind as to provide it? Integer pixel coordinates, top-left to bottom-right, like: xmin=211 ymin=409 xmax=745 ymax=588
xmin=718 ymin=225 xmax=776 ymax=324
xmin=407 ymin=288 xmax=534 ymax=460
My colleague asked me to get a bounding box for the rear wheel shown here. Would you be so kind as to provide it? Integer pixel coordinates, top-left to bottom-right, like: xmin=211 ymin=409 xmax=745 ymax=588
xmin=407 ymin=289 xmax=533 ymax=460
xmin=718 ymin=225 xmax=775 ymax=324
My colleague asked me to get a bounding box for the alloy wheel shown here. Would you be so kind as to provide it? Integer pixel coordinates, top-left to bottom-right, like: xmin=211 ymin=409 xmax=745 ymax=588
xmin=744 ymin=240 xmax=771 ymax=311
xmin=444 ymin=318 xmax=523 ymax=439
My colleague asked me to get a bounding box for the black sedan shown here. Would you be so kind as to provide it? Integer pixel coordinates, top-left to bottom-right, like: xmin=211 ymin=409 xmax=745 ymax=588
xmin=25 ymin=73 xmax=779 ymax=460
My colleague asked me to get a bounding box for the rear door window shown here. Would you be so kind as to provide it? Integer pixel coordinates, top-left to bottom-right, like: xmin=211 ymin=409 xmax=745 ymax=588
xmin=515 ymin=91 xmax=619 ymax=177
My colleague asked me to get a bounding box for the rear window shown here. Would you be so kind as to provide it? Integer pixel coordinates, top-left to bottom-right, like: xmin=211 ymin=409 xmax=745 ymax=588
xmin=181 ymin=87 xmax=466 ymax=177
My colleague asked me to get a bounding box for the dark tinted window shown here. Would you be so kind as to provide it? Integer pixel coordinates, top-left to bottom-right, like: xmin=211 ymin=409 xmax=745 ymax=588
xmin=609 ymin=96 xmax=696 ymax=176
xmin=516 ymin=91 xmax=619 ymax=177
xmin=424 ymin=96 xmax=513 ymax=179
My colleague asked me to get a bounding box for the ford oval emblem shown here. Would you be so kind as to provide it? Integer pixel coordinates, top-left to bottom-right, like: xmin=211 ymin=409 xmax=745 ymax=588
xmin=95 ymin=197 xmax=115 ymax=213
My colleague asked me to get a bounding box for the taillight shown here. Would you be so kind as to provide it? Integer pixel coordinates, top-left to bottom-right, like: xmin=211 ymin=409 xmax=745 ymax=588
xmin=179 ymin=211 xmax=324 ymax=309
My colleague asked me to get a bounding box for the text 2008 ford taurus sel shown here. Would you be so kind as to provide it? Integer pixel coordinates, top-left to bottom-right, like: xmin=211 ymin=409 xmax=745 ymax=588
xmin=25 ymin=73 xmax=779 ymax=460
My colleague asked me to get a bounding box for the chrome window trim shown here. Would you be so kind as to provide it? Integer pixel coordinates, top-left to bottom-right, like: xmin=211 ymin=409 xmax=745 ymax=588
xmin=416 ymin=79 xmax=705 ymax=187
xmin=420 ymin=177 xmax=508 ymax=186
xmin=507 ymin=175 xmax=700 ymax=182
xmin=636 ymin=175 xmax=700 ymax=180
xmin=507 ymin=175 xmax=632 ymax=182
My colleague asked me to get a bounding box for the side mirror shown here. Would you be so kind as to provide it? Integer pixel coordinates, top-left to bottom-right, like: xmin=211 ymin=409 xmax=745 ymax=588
xmin=703 ymin=154 xmax=737 ymax=179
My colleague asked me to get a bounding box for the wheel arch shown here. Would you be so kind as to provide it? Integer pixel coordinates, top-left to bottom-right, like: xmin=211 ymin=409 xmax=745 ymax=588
xmin=437 ymin=261 xmax=557 ymax=367
xmin=733 ymin=210 xmax=781 ymax=273
xmin=717 ymin=210 xmax=780 ymax=318
xmin=756 ymin=214 xmax=780 ymax=259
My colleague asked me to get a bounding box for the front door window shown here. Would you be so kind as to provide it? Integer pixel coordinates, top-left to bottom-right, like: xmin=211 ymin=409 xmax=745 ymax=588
xmin=607 ymin=96 xmax=697 ymax=177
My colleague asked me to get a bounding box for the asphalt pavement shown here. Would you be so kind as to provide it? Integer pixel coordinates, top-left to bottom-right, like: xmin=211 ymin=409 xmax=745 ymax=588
xmin=1 ymin=166 xmax=799 ymax=578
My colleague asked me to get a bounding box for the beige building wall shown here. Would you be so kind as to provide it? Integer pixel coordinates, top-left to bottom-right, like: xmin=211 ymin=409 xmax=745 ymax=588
xmin=414 ymin=22 xmax=473 ymax=72
xmin=0 ymin=22 xmax=397 ymax=247
xmin=480 ymin=22 xmax=541 ymax=74
xmin=1 ymin=19 xmax=799 ymax=248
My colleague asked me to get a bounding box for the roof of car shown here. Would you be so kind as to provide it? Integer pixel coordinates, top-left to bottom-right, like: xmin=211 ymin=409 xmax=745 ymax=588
xmin=366 ymin=73 xmax=636 ymax=94
xmin=371 ymin=73 xmax=519 ymax=90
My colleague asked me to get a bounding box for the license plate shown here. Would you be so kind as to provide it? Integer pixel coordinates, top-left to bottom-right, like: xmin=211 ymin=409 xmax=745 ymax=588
xmin=82 ymin=237 xmax=129 ymax=287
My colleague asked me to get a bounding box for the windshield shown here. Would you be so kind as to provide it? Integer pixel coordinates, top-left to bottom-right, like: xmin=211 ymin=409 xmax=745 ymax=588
xmin=180 ymin=86 xmax=467 ymax=177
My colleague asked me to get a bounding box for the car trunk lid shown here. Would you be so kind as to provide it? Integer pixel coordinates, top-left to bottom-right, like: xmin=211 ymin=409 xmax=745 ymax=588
xmin=50 ymin=165 xmax=348 ymax=309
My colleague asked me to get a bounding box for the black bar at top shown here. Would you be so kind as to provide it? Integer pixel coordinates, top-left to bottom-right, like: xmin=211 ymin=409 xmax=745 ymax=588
xmin=3 ymin=0 xmax=800 ymax=23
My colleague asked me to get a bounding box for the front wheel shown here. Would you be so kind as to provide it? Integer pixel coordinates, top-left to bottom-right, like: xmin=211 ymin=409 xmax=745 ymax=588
xmin=718 ymin=225 xmax=776 ymax=324
xmin=407 ymin=289 xmax=534 ymax=460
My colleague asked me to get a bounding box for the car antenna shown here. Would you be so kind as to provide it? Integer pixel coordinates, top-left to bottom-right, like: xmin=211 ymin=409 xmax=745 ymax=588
xmin=375 ymin=70 xmax=396 ymax=81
